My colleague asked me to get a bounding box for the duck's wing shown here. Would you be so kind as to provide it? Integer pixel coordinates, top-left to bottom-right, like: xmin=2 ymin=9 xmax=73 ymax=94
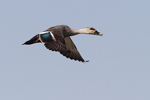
xmin=44 ymin=40 xmax=68 ymax=53
xmin=60 ymin=37 xmax=86 ymax=62
xmin=43 ymin=28 xmax=87 ymax=62
xmin=44 ymin=30 xmax=68 ymax=53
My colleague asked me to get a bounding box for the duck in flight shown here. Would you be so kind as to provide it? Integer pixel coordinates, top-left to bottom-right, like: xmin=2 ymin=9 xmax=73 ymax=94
xmin=23 ymin=25 xmax=103 ymax=62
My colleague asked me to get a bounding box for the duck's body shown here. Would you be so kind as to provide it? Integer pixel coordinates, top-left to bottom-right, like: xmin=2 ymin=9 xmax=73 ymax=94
xmin=23 ymin=25 xmax=103 ymax=62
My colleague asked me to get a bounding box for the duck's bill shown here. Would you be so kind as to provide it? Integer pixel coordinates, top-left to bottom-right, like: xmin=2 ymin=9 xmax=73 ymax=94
xmin=99 ymin=32 xmax=103 ymax=36
xmin=94 ymin=31 xmax=103 ymax=36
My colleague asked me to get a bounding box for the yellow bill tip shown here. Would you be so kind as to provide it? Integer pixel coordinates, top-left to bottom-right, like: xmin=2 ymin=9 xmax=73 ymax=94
xmin=99 ymin=33 xmax=103 ymax=36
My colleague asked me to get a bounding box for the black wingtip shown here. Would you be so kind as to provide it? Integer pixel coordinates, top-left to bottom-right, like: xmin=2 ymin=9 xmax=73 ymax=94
xmin=82 ymin=60 xmax=89 ymax=63
xmin=85 ymin=60 xmax=89 ymax=62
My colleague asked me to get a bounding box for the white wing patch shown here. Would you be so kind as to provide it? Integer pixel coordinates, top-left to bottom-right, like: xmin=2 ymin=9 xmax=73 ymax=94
xmin=49 ymin=31 xmax=56 ymax=41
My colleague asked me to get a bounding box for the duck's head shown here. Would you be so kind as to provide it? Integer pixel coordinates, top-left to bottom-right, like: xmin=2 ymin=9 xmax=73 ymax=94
xmin=78 ymin=27 xmax=103 ymax=36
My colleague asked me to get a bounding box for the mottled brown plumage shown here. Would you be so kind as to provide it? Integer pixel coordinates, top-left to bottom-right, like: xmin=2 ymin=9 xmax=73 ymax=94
xmin=23 ymin=25 xmax=103 ymax=62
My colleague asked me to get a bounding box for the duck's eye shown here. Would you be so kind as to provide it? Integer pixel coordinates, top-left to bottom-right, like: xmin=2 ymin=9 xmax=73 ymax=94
xmin=90 ymin=28 xmax=95 ymax=30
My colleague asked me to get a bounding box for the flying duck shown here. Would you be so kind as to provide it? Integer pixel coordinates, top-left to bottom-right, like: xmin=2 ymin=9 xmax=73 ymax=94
xmin=23 ymin=25 xmax=103 ymax=62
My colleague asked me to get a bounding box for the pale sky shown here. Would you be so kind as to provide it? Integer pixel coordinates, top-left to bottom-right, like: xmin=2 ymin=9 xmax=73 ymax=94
xmin=0 ymin=0 xmax=150 ymax=100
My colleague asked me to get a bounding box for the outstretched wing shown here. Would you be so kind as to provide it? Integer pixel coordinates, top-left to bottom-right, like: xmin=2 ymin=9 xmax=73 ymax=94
xmin=44 ymin=30 xmax=68 ymax=53
xmin=60 ymin=37 xmax=86 ymax=62
xmin=43 ymin=30 xmax=86 ymax=62
xmin=44 ymin=40 xmax=68 ymax=53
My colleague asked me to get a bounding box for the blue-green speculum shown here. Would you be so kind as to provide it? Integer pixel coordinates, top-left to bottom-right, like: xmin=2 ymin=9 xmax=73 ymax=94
xmin=39 ymin=32 xmax=54 ymax=43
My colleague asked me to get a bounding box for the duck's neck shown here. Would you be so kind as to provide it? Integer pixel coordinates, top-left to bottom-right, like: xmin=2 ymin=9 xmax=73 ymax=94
xmin=72 ymin=29 xmax=87 ymax=34
xmin=63 ymin=25 xmax=87 ymax=37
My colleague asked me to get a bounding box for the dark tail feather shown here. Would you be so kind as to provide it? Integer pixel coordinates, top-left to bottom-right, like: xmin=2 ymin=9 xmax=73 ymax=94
xmin=23 ymin=34 xmax=41 ymax=45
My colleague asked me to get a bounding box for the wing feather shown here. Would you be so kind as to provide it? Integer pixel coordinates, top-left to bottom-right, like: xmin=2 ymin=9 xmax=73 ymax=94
xmin=60 ymin=37 xmax=85 ymax=62
xmin=43 ymin=30 xmax=86 ymax=62
xmin=44 ymin=40 xmax=68 ymax=53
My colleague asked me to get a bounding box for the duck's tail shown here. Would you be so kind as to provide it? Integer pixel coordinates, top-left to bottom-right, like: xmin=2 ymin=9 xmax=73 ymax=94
xmin=22 ymin=34 xmax=41 ymax=45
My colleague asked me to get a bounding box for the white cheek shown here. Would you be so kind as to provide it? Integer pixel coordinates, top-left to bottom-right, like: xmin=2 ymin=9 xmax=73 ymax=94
xmin=89 ymin=30 xmax=94 ymax=34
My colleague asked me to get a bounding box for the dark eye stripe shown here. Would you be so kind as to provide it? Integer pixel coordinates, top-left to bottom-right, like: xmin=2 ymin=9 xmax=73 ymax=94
xmin=90 ymin=28 xmax=95 ymax=30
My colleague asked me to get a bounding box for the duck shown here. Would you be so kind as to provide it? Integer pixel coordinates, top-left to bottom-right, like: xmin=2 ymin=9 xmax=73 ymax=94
xmin=23 ymin=25 xmax=103 ymax=62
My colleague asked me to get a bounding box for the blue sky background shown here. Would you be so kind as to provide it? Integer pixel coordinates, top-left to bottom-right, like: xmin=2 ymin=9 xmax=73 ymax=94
xmin=0 ymin=0 xmax=150 ymax=100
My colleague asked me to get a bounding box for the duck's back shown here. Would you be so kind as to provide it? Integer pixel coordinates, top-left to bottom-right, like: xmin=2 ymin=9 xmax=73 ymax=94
xmin=44 ymin=25 xmax=73 ymax=37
